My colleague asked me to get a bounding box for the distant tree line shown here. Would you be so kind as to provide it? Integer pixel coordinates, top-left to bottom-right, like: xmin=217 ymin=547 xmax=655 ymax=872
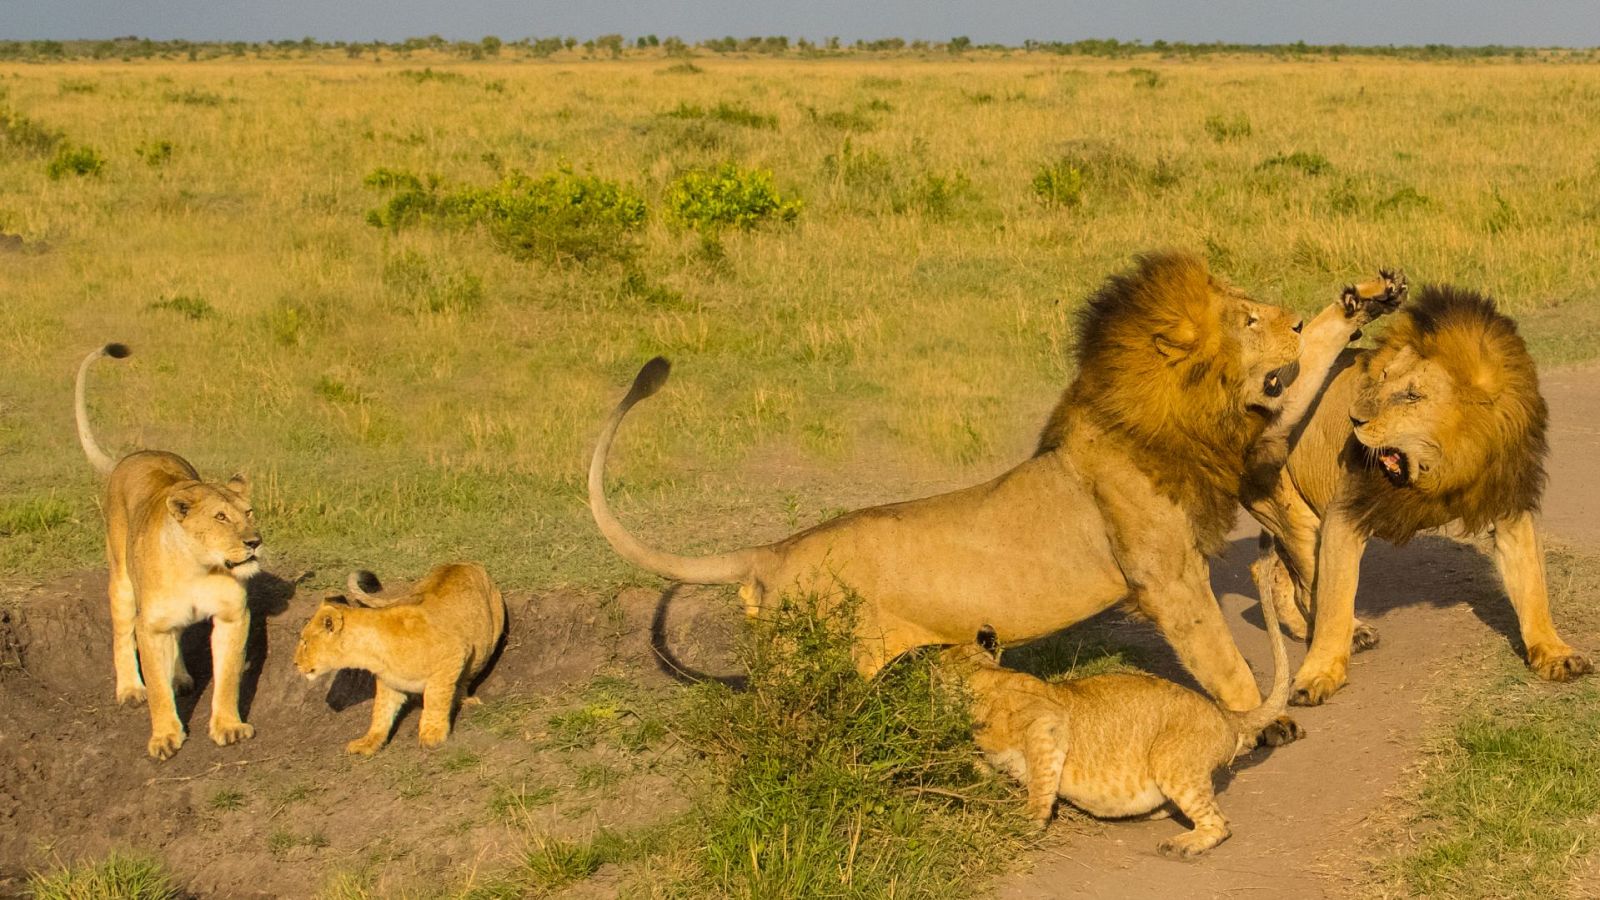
xmin=0 ymin=33 xmax=1588 ymax=62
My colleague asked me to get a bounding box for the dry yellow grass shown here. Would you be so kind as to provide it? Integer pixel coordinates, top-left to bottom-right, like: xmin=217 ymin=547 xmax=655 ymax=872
xmin=3 ymin=54 xmax=1599 ymax=589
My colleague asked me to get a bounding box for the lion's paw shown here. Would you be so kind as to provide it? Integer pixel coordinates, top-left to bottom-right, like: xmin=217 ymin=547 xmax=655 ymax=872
xmin=148 ymin=729 xmax=185 ymax=761
xmin=346 ymin=735 xmax=386 ymax=756
xmin=116 ymin=682 xmax=147 ymax=705
xmin=1352 ymin=623 xmax=1381 ymax=653
xmin=1291 ymin=671 xmax=1345 ymax=707
xmin=1256 ymin=715 xmax=1306 ymax=748
xmin=1341 ymin=269 xmax=1408 ymax=327
xmin=209 ymin=719 xmax=255 ymax=747
xmin=1530 ymin=646 xmax=1593 ymax=683
xmin=1156 ymin=829 xmax=1226 ymax=860
xmin=418 ymin=722 xmax=450 ymax=749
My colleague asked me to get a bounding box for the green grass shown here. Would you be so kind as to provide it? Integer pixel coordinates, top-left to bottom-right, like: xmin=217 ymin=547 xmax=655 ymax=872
xmin=27 ymin=852 xmax=179 ymax=900
xmin=208 ymin=787 xmax=247 ymax=811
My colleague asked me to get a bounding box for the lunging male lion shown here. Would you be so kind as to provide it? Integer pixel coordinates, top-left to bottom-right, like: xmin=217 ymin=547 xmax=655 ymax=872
xmin=76 ymin=344 xmax=262 ymax=760
xmin=591 ymin=253 xmax=1400 ymax=728
xmin=1249 ymin=286 xmax=1591 ymax=705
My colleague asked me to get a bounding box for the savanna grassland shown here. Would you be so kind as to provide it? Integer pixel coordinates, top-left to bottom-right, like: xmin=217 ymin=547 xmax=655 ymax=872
xmin=6 ymin=48 xmax=1600 ymax=898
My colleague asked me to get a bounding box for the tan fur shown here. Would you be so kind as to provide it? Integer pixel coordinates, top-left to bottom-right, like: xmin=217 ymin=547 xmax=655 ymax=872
xmin=1248 ymin=286 xmax=1591 ymax=705
xmin=941 ymin=587 xmax=1289 ymax=859
xmin=75 ymin=344 xmax=263 ymax=760
xmin=294 ymin=563 xmax=506 ymax=754
xmin=590 ymin=253 xmax=1401 ymax=722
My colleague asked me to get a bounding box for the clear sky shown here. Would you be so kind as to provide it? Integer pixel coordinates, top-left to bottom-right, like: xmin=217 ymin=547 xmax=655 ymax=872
xmin=3 ymin=0 xmax=1598 ymax=47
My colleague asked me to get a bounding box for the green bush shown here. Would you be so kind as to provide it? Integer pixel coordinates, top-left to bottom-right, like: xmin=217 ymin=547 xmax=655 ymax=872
xmin=664 ymin=162 xmax=801 ymax=233
xmin=667 ymin=590 xmax=1029 ymax=898
xmin=1032 ymin=158 xmax=1084 ymax=206
xmin=365 ymin=167 xmax=648 ymax=264
xmin=46 ymin=144 xmax=105 ymax=179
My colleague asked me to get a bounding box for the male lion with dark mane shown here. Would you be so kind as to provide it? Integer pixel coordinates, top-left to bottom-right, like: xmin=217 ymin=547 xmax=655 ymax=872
xmin=590 ymin=252 xmax=1400 ymax=735
xmin=1249 ymin=285 xmax=1591 ymax=705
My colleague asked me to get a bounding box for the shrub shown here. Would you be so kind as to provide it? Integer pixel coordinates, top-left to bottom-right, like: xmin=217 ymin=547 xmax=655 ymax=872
xmin=663 ymin=101 xmax=777 ymax=130
xmin=1032 ymin=158 xmax=1084 ymax=207
xmin=1204 ymin=112 xmax=1252 ymax=142
xmin=365 ymin=167 xmax=648 ymax=264
xmin=664 ymin=162 xmax=801 ymax=233
xmin=46 ymin=144 xmax=105 ymax=179
xmin=666 ymin=590 xmax=1029 ymax=897
xmin=136 ymin=140 xmax=174 ymax=166
xmin=0 ymin=107 xmax=63 ymax=155
xmin=1259 ymin=150 xmax=1332 ymax=175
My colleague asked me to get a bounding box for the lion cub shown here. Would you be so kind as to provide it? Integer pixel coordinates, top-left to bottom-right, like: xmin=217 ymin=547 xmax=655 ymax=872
xmin=294 ymin=562 xmax=505 ymax=754
xmin=942 ymin=596 xmax=1290 ymax=859
xmin=75 ymin=344 xmax=262 ymax=760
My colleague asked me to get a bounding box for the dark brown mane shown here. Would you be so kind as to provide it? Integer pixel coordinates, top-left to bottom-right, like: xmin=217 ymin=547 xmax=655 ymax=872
xmin=1344 ymin=285 xmax=1548 ymax=543
xmin=1037 ymin=251 xmax=1261 ymax=552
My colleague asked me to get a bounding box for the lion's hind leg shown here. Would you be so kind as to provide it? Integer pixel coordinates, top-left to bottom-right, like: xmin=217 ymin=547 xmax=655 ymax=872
xmin=1151 ymin=738 xmax=1230 ymax=859
xmin=107 ymin=536 xmax=145 ymax=705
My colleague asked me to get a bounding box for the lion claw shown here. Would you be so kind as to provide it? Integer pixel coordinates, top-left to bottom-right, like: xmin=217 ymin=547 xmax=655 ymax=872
xmin=116 ymin=683 xmax=148 ymax=706
xmin=1530 ymin=648 xmax=1593 ymax=683
xmin=209 ymin=719 xmax=255 ymax=747
xmin=1351 ymin=623 xmax=1381 ymax=653
xmin=1290 ymin=671 xmax=1344 ymax=707
xmin=346 ymin=735 xmax=386 ymax=756
xmin=1341 ymin=269 xmax=1408 ymax=325
xmin=147 ymin=729 xmax=186 ymax=761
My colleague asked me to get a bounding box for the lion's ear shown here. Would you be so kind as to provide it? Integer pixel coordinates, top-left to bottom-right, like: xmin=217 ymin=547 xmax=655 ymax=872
xmin=1152 ymin=331 xmax=1194 ymax=360
xmin=320 ymin=607 xmax=345 ymax=634
xmin=226 ymin=473 xmax=251 ymax=500
xmin=166 ymin=484 xmax=204 ymax=520
xmin=1464 ymin=339 xmax=1506 ymax=400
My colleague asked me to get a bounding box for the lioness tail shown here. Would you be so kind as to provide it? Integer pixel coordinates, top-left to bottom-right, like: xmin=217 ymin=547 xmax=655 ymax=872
xmin=75 ymin=343 xmax=131 ymax=477
xmin=587 ymin=358 xmax=754 ymax=585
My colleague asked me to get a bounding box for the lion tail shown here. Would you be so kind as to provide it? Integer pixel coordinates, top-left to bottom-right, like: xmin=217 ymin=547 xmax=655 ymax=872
xmin=587 ymin=358 xmax=754 ymax=585
xmin=344 ymin=570 xmax=414 ymax=608
xmin=74 ymin=343 xmax=131 ymax=477
xmin=1235 ymin=549 xmax=1292 ymax=740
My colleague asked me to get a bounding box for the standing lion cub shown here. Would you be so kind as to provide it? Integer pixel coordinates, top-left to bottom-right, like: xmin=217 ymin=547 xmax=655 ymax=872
xmin=75 ymin=343 xmax=263 ymax=760
xmin=941 ymin=591 xmax=1291 ymax=859
xmin=295 ymin=562 xmax=505 ymax=754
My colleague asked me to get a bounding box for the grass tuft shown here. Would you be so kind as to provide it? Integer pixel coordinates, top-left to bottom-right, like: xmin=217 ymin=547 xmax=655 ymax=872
xmin=27 ymin=852 xmax=180 ymax=900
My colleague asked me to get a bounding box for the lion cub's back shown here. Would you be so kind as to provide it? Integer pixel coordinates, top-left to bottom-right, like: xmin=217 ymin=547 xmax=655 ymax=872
xmin=415 ymin=563 xmax=506 ymax=674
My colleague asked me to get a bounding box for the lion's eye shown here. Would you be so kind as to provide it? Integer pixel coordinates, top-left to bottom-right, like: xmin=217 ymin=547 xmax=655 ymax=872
xmin=1402 ymin=390 xmax=1422 ymax=403
xmin=1246 ymin=314 xmax=1259 ymax=327
xmin=245 ymin=509 xmax=255 ymax=520
xmin=214 ymin=511 xmax=228 ymax=522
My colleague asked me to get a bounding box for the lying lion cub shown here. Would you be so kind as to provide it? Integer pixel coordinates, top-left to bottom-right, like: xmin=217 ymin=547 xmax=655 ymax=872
xmin=941 ymin=592 xmax=1290 ymax=859
xmin=294 ymin=562 xmax=505 ymax=754
xmin=75 ymin=343 xmax=262 ymax=760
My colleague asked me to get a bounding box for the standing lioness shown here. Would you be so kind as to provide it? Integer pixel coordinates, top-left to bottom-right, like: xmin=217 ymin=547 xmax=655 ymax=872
xmin=76 ymin=344 xmax=262 ymax=760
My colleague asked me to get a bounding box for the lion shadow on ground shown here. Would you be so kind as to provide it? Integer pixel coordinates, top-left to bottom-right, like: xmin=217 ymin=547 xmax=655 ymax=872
xmin=174 ymin=568 xmax=298 ymax=728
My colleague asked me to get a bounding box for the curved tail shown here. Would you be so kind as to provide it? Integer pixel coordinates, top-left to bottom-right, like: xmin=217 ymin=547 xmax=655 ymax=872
xmin=344 ymin=570 xmax=414 ymax=608
xmin=587 ymin=358 xmax=754 ymax=585
xmin=75 ymin=343 xmax=130 ymax=476
xmin=1235 ymin=568 xmax=1292 ymax=739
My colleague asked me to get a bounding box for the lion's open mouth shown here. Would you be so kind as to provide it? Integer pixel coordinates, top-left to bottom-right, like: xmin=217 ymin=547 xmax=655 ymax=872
xmin=225 ymin=553 xmax=257 ymax=571
xmin=1375 ymin=447 xmax=1410 ymax=486
xmin=1263 ymin=366 xmax=1294 ymax=399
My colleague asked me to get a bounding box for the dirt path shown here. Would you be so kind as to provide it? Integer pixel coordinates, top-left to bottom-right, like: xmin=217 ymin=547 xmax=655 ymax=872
xmin=988 ymin=363 xmax=1600 ymax=899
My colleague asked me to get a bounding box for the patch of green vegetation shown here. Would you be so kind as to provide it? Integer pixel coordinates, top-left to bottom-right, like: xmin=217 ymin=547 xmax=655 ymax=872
xmin=164 ymin=88 xmax=226 ymax=106
xmin=1204 ymin=112 xmax=1252 ymax=142
xmin=146 ymin=294 xmax=215 ymax=320
xmin=658 ymin=61 xmax=702 ymax=75
xmin=382 ymin=250 xmax=484 ymax=315
xmin=45 ymin=144 xmax=105 ymax=179
xmin=0 ymin=106 xmax=64 ymax=155
xmin=663 ymin=100 xmax=777 ymax=130
xmin=575 ymin=762 xmax=623 ymax=791
xmin=313 ymin=375 xmax=365 ymax=404
xmin=1124 ymin=67 xmax=1163 ymax=88
xmin=28 ymin=851 xmax=180 ymax=900
xmin=397 ymin=67 xmax=469 ymax=85
xmin=209 ymin=787 xmax=247 ymax=811
xmin=1031 ymin=158 xmax=1084 ymax=207
xmin=658 ymin=590 xmax=1030 ymax=897
xmin=464 ymin=829 xmax=670 ymax=900
xmin=365 ymin=166 xmax=648 ymax=265
xmin=439 ymin=749 xmax=482 ymax=772
xmin=1259 ymin=150 xmax=1333 ymax=176
xmin=0 ymin=494 xmax=74 ymax=536
xmin=488 ymin=782 xmax=560 ymax=822
xmin=663 ymin=162 xmax=802 ymax=234
xmin=136 ymin=140 xmax=174 ymax=166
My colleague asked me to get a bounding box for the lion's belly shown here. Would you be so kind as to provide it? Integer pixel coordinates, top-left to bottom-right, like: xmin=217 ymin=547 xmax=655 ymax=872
xmin=1057 ymin=769 xmax=1166 ymax=819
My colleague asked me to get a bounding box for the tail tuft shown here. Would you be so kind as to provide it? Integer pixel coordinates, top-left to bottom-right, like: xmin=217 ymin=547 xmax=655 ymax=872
xmin=352 ymin=570 xmax=382 ymax=594
xmin=625 ymin=357 xmax=671 ymax=407
xmin=976 ymin=624 xmax=999 ymax=657
xmin=104 ymin=343 xmax=131 ymax=359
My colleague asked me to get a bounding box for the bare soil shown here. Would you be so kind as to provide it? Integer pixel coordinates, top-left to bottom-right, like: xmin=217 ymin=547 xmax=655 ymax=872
xmin=2 ymin=364 xmax=1596 ymax=898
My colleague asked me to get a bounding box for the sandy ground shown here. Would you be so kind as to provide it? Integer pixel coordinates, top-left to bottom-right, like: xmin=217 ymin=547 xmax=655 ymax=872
xmin=990 ymin=363 xmax=1600 ymax=899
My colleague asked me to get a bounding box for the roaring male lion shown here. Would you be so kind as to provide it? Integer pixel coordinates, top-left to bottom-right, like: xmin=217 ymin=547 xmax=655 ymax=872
xmin=1248 ymin=286 xmax=1591 ymax=705
xmin=590 ymin=253 xmax=1400 ymax=725
xmin=75 ymin=344 xmax=262 ymax=760
xmin=295 ymin=563 xmax=506 ymax=754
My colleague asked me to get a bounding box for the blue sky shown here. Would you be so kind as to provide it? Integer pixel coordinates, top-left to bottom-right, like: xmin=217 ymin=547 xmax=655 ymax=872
xmin=4 ymin=0 xmax=1598 ymax=46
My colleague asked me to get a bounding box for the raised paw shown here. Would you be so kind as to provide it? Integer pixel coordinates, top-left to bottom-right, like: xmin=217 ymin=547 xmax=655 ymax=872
xmin=1529 ymin=646 xmax=1593 ymax=683
xmin=209 ymin=718 xmax=255 ymax=747
xmin=1256 ymin=715 xmax=1306 ymax=748
xmin=1352 ymin=622 xmax=1381 ymax=653
xmin=418 ymin=722 xmax=450 ymax=749
xmin=1291 ymin=670 xmax=1345 ymax=707
xmin=346 ymin=734 xmax=387 ymax=756
xmin=1156 ymin=828 xmax=1228 ymax=860
xmin=147 ymin=728 xmax=186 ymax=761
xmin=116 ymin=682 xmax=147 ymax=706
xmin=1340 ymin=269 xmax=1408 ymax=327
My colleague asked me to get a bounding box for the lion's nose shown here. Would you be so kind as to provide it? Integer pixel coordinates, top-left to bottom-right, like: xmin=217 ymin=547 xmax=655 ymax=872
xmin=244 ymin=536 xmax=262 ymax=550
xmin=1292 ymin=319 xmax=1304 ymax=334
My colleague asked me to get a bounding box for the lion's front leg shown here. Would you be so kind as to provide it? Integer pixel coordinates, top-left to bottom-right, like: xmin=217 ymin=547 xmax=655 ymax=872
xmin=1492 ymin=512 xmax=1593 ymax=682
xmin=418 ymin=653 xmax=466 ymax=749
xmin=1137 ymin=555 xmax=1263 ymax=715
xmin=207 ymin=608 xmax=254 ymax=747
xmin=135 ymin=619 xmax=186 ymax=760
xmin=1294 ymin=507 xmax=1368 ymax=706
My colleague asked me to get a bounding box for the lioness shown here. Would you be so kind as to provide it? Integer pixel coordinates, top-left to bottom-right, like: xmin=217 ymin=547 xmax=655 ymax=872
xmin=294 ymin=563 xmax=506 ymax=754
xmin=1248 ymin=285 xmax=1592 ymax=705
xmin=941 ymin=580 xmax=1288 ymax=858
xmin=591 ymin=253 xmax=1401 ymax=729
xmin=75 ymin=343 xmax=262 ymax=760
